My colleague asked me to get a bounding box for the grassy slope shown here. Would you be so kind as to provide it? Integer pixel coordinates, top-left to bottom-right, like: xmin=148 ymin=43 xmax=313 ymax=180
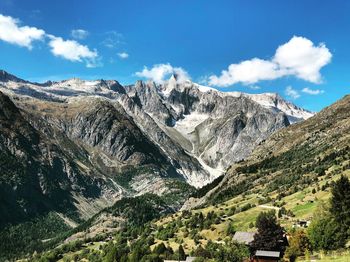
xmin=150 ymin=171 xmax=349 ymax=253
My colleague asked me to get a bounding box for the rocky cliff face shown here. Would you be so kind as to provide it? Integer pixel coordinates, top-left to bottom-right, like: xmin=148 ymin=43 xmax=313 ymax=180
xmin=0 ymin=71 xmax=312 ymax=226
xmin=126 ymin=76 xmax=296 ymax=174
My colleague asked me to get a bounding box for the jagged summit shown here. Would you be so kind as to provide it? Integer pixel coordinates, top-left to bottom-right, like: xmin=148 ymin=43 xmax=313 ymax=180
xmin=169 ymin=73 xmax=178 ymax=82
xmin=0 ymin=70 xmax=312 ymax=124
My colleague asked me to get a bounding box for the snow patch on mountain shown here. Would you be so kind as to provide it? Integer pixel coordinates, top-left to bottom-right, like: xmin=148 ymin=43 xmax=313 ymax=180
xmin=174 ymin=112 xmax=209 ymax=135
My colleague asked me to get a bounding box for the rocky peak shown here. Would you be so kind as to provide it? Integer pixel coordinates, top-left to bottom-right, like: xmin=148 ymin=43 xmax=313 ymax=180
xmin=169 ymin=73 xmax=178 ymax=83
xmin=105 ymin=80 xmax=126 ymax=94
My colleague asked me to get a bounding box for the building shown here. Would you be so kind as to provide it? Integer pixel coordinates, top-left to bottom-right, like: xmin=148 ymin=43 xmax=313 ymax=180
xmin=292 ymin=219 xmax=311 ymax=228
xmin=164 ymin=257 xmax=197 ymax=262
xmin=253 ymin=250 xmax=281 ymax=262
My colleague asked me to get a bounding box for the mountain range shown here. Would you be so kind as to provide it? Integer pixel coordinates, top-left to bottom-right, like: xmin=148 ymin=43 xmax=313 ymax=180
xmin=0 ymin=69 xmax=312 ymax=229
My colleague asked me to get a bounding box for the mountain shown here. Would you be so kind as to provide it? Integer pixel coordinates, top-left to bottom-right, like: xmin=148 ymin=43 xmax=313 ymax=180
xmin=0 ymin=71 xmax=312 ymax=257
xmin=0 ymin=72 xmax=311 ymax=217
xmin=0 ymin=72 xmax=311 ymax=188
xmin=129 ymin=76 xmax=308 ymax=173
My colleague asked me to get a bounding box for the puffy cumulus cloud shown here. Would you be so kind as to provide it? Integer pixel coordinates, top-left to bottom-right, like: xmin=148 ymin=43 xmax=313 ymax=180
xmin=208 ymin=36 xmax=332 ymax=87
xmin=285 ymin=86 xmax=300 ymax=99
xmin=135 ymin=63 xmax=190 ymax=84
xmin=48 ymin=36 xmax=100 ymax=67
xmin=209 ymin=58 xmax=283 ymax=87
xmin=71 ymin=29 xmax=89 ymax=40
xmin=0 ymin=14 xmax=45 ymax=49
xmin=274 ymin=36 xmax=332 ymax=83
xmin=117 ymin=52 xmax=129 ymax=59
xmin=302 ymin=87 xmax=325 ymax=95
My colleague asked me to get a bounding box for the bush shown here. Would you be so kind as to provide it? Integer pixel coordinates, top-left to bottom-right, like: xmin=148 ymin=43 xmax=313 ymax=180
xmin=308 ymin=215 xmax=345 ymax=250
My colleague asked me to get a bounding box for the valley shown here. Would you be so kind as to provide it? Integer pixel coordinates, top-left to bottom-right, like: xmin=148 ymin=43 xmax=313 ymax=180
xmin=0 ymin=71 xmax=348 ymax=262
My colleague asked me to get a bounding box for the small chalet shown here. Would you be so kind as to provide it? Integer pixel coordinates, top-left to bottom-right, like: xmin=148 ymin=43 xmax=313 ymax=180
xmin=292 ymin=220 xmax=310 ymax=228
xmin=253 ymin=250 xmax=281 ymax=262
xmin=164 ymin=257 xmax=197 ymax=262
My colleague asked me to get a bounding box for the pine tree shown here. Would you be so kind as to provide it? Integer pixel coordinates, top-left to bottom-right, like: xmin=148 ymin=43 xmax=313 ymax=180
xmin=178 ymin=244 xmax=186 ymax=260
xmin=330 ymin=175 xmax=350 ymax=237
xmin=154 ymin=243 xmax=167 ymax=255
xmin=251 ymin=211 xmax=286 ymax=253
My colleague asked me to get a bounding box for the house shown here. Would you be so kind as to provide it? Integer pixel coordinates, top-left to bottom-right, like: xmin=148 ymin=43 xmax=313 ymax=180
xmin=164 ymin=257 xmax=197 ymax=262
xmin=253 ymin=250 xmax=281 ymax=262
xmin=233 ymin=231 xmax=256 ymax=246
xmin=292 ymin=220 xmax=310 ymax=228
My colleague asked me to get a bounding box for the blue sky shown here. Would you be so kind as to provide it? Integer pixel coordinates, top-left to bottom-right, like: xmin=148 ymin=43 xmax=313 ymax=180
xmin=0 ymin=0 xmax=350 ymax=111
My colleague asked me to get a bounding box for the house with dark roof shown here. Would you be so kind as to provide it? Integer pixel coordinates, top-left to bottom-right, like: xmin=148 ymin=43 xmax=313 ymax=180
xmin=253 ymin=250 xmax=281 ymax=262
xmin=164 ymin=257 xmax=197 ymax=262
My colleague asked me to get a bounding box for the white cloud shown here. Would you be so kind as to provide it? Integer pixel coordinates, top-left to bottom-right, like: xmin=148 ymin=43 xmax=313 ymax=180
xmin=0 ymin=14 xmax=45 ymax=49
xmin=135 ymin=63 xmax=190 ymax=84
xmin=208 ymin=36 xmax=332 ymax=87
xmin=274 ymin=36 xmax=332 ymax=83
xmin=117 ymin=52 xmax=129 ymax=59
xmin=285 ymin=86 xmax=300 ymax=99
xmin=302 ymin=87 xmax=325 ymax=95
xmin=48 ymin=36 xmax=99 ymax=67
xmin=209 ymin=58 xmax=283 ymax=87
xmin=71 ymin=29 xmax=89 ymax=40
